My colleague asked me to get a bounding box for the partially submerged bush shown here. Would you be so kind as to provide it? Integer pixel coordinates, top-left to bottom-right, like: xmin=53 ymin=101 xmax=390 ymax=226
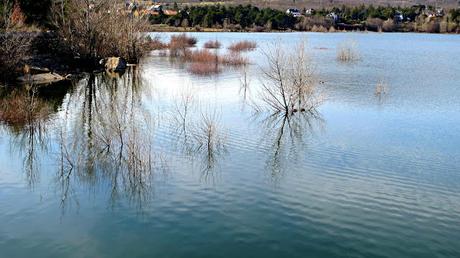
xmin=185 ymin=49 xmax=219 ymax=63
xmin=167 ymin=37 xmax=249 ymax=75
xmin=170 ymin=33 xmax=197 ymax=47
xmin=146 ymin=35 xmax=168 ymax=50
xmin=260 ymin=40 xmax=322 ymax=115
xmin=168 ymin=33 xmax=197 ymax=57
xmin=337 ymin=40 xmax=360 ymax=62
xmin=228 ymin=40 xmax=257 ymax=52
xmin=203 ymin=40 xmax=221 ymax=49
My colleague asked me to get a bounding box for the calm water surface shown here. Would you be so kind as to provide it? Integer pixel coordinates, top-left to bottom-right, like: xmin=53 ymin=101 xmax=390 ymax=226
xmin=1 ymin=32 xmax=460 ymax=258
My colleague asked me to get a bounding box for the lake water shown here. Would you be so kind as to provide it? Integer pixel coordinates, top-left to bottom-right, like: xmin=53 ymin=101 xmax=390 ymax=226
xmin=1 ymin=32 xmax=460 ymax=258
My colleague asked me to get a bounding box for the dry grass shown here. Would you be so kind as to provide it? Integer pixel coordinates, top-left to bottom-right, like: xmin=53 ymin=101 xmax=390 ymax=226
xmin=228 ymin=40 xmax=257 ymax=52
xmin=188 ymin=63 xmax=221 ymax=75
xmin=337 ymin=40 xmax=360 ymax=62
xmin=203 ymin=40 xmax=222 ymax=49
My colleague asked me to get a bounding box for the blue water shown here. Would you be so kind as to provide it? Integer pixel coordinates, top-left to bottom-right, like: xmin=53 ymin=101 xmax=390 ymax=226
xmin=1 ymin=32 xmax=460 ymax=258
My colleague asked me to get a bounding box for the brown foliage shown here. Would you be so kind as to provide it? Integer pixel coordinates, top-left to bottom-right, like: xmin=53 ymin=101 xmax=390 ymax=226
xmin=170 ymin=33 xmax=197 ymax=47
xmin=168 ymin=33 xmax=197 ymax=57
xmin=185 ymin=49 xmax=219 ymax=63
xmin=228 ymin=40 xmax=257 ymax=52
xmin=203 ymin=40 xmax=222 ymax=49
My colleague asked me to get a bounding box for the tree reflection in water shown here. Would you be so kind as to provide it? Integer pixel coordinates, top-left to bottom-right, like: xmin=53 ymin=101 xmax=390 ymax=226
xmin=169 ymin=92 xmax=227 ymax=183
xmin=0 ymin=86 xmax=57 ymax=187
xmin=257 ymin=110 xmax=325 ymax=181
xmin=57 ymin=67 xmax=164 ymax=210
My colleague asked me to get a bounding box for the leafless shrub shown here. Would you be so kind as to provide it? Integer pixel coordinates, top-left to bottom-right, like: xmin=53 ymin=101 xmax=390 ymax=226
xmin=260 ymin=39 xmax=322 ymax=115
xmin=51 ymin=0 xmax=151 ymax=64
xmin=375 ymin=79 xmax=389 ymax=102
xmin=170 ymin=33 xmax=197 ymax=47
xmin=228 ymin=40 xmax=257 ymax=52
xmin=146 ymin=34 xmax=168 ymax=50
xmin=337 ymin=39 xmax=360 ymax=62
xmin=191 ymin=110 xmax=226 ymax=174
xmin=173 ymin=86 xmax=196 ymax=133
xmin=382 ymin=19 xmax=396 ymax=32
xmin=185 ymin=49 xmax=219 ymax=63
xmin=0 ymin=1 xmax=32 ymax=80
xmin=366 ymin=18 xmax=384 ymax=32
xmin=203 ymin=40 xmax=222 ymax=49
xmin=0 ymin=32 xmax=32 ymax=80
xmin=296 ymin=16 xmax=334 ymax=31
xmin=168 ymin=33 xmax=197 ymax=57
xmin=239 ymin=64 xmax=251 ymax=103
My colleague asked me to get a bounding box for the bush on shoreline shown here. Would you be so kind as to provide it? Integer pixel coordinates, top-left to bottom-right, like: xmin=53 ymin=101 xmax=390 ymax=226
xmin=51 ymin=0 xmax=151 ymax=66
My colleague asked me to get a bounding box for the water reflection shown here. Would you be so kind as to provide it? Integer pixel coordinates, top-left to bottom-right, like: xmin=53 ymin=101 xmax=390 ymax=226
xmin=257 ymin=110 xmax=324 ymax=180
xmin=56 ymin=68 xmax=163 ymax=209
xmin=169 ymin=99 xmax=227 ymax=183
xmin=0 ymin=85 xmax=67 ymax=186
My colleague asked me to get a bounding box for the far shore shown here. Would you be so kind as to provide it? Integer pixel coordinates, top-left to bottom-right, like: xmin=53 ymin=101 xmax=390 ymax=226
xmin=148 ymin=24 xmax=460 ymax=34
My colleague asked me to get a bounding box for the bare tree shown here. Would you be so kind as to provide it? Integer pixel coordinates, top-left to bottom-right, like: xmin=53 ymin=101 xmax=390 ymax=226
xmin=0 ymin=0 xmax=32 ymax=81
xmin=260 ymin=39 xmax=322 ymax=115
xmin=51 ymin=0 xmax=150 ymax=64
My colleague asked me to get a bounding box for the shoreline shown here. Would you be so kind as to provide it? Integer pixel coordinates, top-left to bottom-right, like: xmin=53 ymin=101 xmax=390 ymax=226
xmin=148 ymin=25 xmax=460 ymax=34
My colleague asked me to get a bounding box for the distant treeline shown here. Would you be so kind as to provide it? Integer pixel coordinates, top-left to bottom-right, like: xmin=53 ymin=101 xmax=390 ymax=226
xmin=150 ymin=4 xmax=297 ymax=30
xmin=150 ymin=4 xmax=460 ymax=33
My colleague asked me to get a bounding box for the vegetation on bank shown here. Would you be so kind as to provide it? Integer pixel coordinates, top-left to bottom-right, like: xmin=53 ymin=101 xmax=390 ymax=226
xmin=149 ymin=4 xmax=460 ymax=33
xmin=0 ymin=0 xmax=152 ymax=83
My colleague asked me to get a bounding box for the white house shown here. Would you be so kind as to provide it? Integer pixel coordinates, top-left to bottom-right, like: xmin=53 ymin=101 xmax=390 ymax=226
xmin=286 ymin=8 xmax=302 ymax=18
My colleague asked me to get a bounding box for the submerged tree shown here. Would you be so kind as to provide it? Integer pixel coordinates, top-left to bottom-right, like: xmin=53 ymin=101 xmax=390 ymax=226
xmin=260 ymin=39 xmax=322 ymax=115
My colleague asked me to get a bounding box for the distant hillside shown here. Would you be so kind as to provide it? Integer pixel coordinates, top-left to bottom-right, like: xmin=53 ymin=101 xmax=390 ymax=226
xmin=159 ymin=0 xmax=460 ymax=9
